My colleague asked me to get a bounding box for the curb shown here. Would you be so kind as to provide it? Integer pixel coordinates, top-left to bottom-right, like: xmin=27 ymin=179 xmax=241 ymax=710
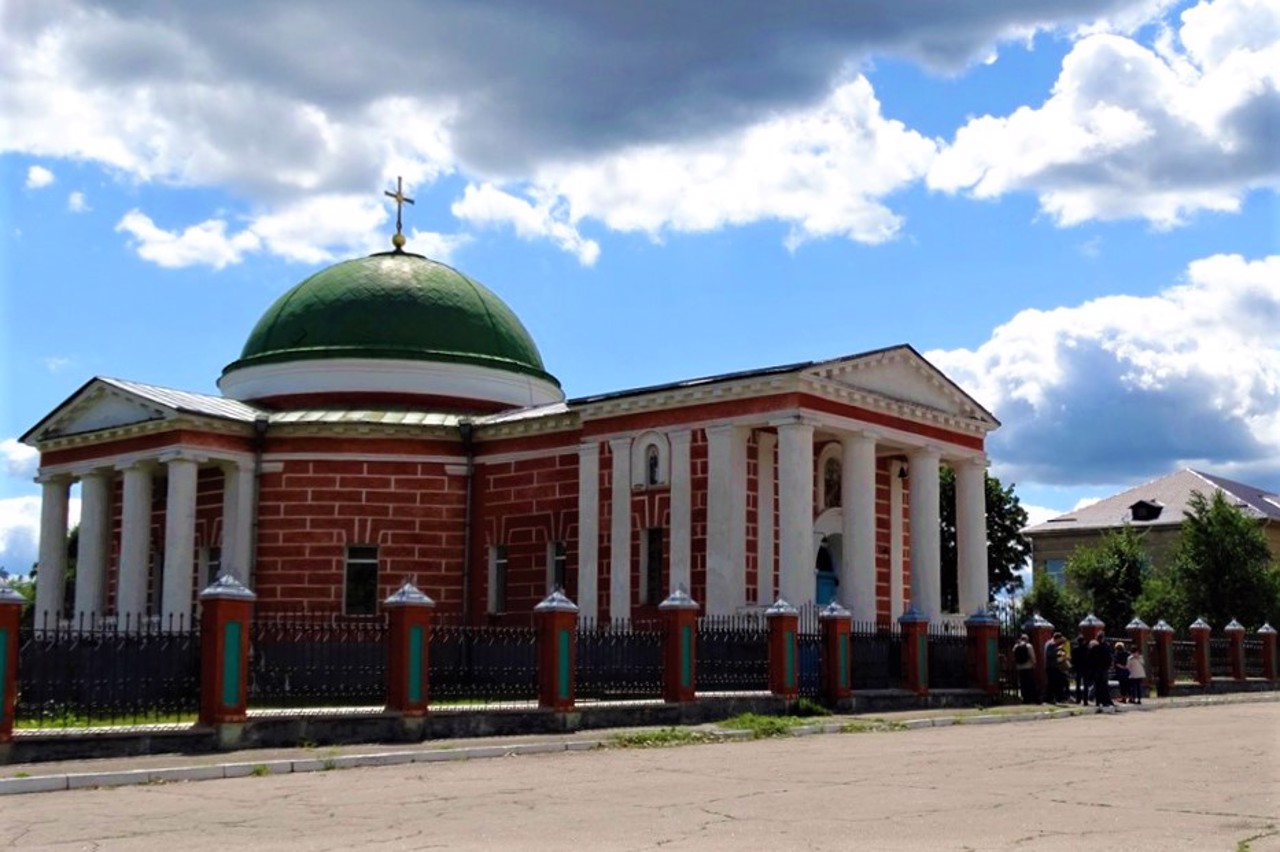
xmin=1 ymin=692 xmax=1274 ymax=797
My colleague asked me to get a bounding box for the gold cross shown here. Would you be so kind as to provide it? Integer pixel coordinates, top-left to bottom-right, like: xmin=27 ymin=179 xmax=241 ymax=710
xmin=383 ymin=176 xmax=415 ymax=240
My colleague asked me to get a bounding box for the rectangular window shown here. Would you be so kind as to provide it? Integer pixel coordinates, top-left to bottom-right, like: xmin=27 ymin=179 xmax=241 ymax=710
xmin=345 ymin=545 xmax=379 ymax=616
xmin=489 ymin=545 xmax=508 ymax=613
xmin=548 ymin=540 xmax=567 ymax=593
xmin=643 ymin=528 xmax=664 ymax=607
xmin=202 ymin=546 xmax=222 ymax=590
xmin=1044 ymin=558 xmax=1067 ymax=588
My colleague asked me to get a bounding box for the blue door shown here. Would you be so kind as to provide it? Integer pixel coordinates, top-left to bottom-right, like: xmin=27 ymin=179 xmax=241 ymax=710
xmin=815 ymin=543 xmax=838 ymax=606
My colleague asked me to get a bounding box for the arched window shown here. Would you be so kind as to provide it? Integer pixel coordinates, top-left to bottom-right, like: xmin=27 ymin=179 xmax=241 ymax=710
xmin=823 ymin=457 xmax=841 ymax=509
xmin=646 ymin=445 xmax=660 ymax=486
xmin=631 ymin=431 xmax=670 ymax=487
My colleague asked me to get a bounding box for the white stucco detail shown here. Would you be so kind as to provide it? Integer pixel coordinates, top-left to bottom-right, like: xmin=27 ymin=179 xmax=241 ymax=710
xmin=608 ymin=437 xmax=632 ymax=620
xmin=116 ymin=462 xmax=154 ymax=620
xmin=41 ymin=392 xmax=167 ymax=439
xmin=955 ymin=456 xmax=989 ymax=614
xmin=756 ymin=432 xmax=776 ymax=607
xmin=669 ymin=430 xmax=693 ymax=595
xmin=76 ymin=469 xmax=112 ymax=620
xmin=630 ymin=430 xmax=670 ymax=487
xmin=777 ymin=421 xmax=814 ymax=608
xmin=576 ymin=442 xmax=600 ymax=621
xmin=162 ymin=456 xmax=199 ymax=628
xmin=843 ymin=432 xmax=878 ymax=623
xmin=705 ymin=425 xmax=748 ymax=615
xmin=890 ymin=462 xmax=905 ymax=619
xmin=219 ymin=357 xmax=564 ymax=408
xmin=35 ymin=476 xmax=70 ymax=625
xmin=908 ymin=447 xmax=942 ymax=620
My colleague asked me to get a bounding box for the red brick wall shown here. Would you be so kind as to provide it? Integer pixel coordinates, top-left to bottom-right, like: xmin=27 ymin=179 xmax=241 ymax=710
xmin=255 ymin=458 xmax=466 ymax=615
xmin=475 ymin=451 xmax=579 ymax=624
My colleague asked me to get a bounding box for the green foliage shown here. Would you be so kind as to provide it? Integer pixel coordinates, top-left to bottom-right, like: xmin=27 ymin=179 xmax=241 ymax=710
xmin=1158 ymin=490 xmax=1280 ymax=630
xmin=1016 ymin=571 xmax=1086 ymax=633
xmin=1064 ymin=524 xmax=1149 ymax=633
xmin=793 ymin=697 xmax=833 ymax=717
xmin=612 ymin=728 xmax=713 ymax=748
xmin=718 ymin=713 xmax=804 ymax=739
xmin=940 ymin=469 xmax=1031 ymax=609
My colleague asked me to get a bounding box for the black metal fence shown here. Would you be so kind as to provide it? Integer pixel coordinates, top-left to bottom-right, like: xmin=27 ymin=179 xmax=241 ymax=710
xmin=850 ymin=622 xmax=901 ymax=690
xmin=928 ymin=625 xmax=970 ymax=689
xmin=17 ymin=616 xmax=200 ymax=729
xmin=575 ymin=618 xmax=663 ymax=701
xmin=1208 ymin=637 xmax=1233 ymax=679
xmin=249 ymin=614 xmax=388 ymax=708
xmin=429 ymin=624 xmax=538 ymax=707
xmin=1172 ymin=639 xmax=1196 ymax=681
xmin=696 ymin=615 xmax=768 ymax=693
xmin=798 ymin=627 xmax=823 ymax=698
xmin=1244 ymin=639 xmax=1264 ymax=678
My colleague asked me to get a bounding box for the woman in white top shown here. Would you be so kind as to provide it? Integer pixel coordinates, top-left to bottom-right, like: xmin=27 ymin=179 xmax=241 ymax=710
xmin=1126 ymin=649 xmax=1147 ymax=704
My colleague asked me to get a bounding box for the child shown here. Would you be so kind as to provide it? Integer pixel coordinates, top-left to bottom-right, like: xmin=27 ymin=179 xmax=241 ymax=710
xmin=1126 ymin=646 xmax=1147 ymax=704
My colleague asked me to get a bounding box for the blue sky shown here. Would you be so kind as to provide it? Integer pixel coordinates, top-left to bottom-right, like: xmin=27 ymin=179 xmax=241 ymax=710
xmin=2 ymin=0 xmax=1278 ymax=573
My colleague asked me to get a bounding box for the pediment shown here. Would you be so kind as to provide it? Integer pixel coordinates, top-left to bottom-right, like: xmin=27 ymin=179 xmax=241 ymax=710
xmin=25 ymin=380 xmax=171 ymax=444
xmin=805 ymin=346 xmax=997 ymax=427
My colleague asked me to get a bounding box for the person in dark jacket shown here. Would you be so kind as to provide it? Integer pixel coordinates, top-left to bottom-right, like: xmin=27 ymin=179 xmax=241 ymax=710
xmin=1088 ymin=638 xmax=1116 ymax=712
xmin=1113 ymin=641 xmax=1131 ymax=703
xmin=1071 ymin=633 xmax=1089 ymax=704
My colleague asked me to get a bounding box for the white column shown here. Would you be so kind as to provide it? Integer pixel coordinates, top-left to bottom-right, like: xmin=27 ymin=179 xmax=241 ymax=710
xmin=115 ymin=461 xmax=153 ymax=620
xmin=608 ymin=437 xmax=633 ymax=621
xmin=955 ymin=456 xmax=989 ymax=615
xmin=75 ymin=468 xmax=112 ymax=621
xmin=756 ymin=432 xmax=776 ymax=607
xmin=161 ymin=453 xmax=200 ymax=628
xmin=34 ymin=475 xmax=71 ymax=626
xmin=221 ymin=460 xmax=255 ymax=583
xmin=669 ymin=429 xmax=692 ymax=595
xmin=576 ymin=442 xmax=600 ymax=621
xmin=842 ymin=432 xmax=878 ymax=624
xmin=777 ymin=420 xmax=814 ymax=607
xmin=890 ymin=463 xmax=905 ymax=619
xmin=705 ymin=425 xmax=748 ymax=615
xmin=908 ymin=447 xmax=942 ymax=620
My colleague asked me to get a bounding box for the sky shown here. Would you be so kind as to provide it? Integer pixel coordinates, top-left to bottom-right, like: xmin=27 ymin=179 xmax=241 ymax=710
xmin=1 ymin=0 xmax=1277 ymax=574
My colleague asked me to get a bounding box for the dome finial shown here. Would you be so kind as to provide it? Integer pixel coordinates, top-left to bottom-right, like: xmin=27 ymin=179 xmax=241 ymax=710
xmin=383 ymin=176 xmax=415 ymax=252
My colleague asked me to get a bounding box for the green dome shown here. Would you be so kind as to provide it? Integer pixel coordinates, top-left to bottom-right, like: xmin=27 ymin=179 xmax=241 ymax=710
xmin=223 ymin=252 xmax=556 ymax=385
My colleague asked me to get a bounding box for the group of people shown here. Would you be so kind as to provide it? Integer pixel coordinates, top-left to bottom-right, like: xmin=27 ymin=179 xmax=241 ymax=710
xmin=1012 ymin=631 xmax=1146 ymax=712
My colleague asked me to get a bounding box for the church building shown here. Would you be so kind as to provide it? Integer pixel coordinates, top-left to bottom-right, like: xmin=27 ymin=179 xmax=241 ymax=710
xmin=22 ymin=208 xmax=999 ymax=628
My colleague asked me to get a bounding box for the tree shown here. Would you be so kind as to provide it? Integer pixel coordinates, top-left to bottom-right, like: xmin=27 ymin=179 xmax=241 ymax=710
xmin=940 ymin=469 xmax=1031 ymax=610
xmin=1142 ymin=490 xmax=1280 ymax=630
xmin=1064 ymin=524 xmax=1148 ymax=634
xmin=1016 ymin=570 xmax=1087 ymax=633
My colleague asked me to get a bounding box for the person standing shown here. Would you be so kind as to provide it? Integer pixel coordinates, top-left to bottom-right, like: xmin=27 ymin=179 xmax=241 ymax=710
xmin=1113 ymin=641 xmax=1131 ymax=703
xmin=1087 ymin=637 xmax=1116 ymax=713
xmin=1126 ymin=646 xmax=1147 ymax=704
xmin=1046 ymin=632 xmax=1069 ymax=703
xmin=1071 ymin=633 xmax=1089 ymax=704
xmin=1013 ymin=634 xmax=1038 ymax=704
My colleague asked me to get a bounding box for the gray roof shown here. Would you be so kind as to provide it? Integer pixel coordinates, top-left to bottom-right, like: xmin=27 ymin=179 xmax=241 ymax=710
xmin=101 ymin=377 xmax=264 ymax=422
xmin=1023 ymin=468 xmax=1280 ymax=535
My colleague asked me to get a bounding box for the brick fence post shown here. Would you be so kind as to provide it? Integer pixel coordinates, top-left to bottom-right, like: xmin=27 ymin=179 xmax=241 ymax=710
xmin=1079 ymin=613 xmax=1105 ymax=644
xmin=965 ymin=609 xmax=1000 ymax=697
xmin=1259 ymin=624 xmax=1277 ymax=682
xmin=766 ymin=598 xmax=800 ymax=699
xmin=1152 ymin=619 xmax=1175 ymax=697
xmin=658 ymin=587 xmax=699 ymax=703
xmin=0 ymin=584 xmax=22 ymax=746
xmin=1189 ymin=618 xmax=1212 ymax=687
xmin=385 ymin=582 xmax=435 ymax=718
xmin=199 ymin=576 xmax=256 ymax=746
xmin=819 ymin=601 xmax=852 ymax=707
xmin=1024 ymin=612 xmax=1054 ymax=700
xmin=899 ymin=606 xmax=929 ymax=697
xmin=1223 ymin=619 xmax=1246 ymax=682
xmin=535 ymin=590 xmax=578 ymax=712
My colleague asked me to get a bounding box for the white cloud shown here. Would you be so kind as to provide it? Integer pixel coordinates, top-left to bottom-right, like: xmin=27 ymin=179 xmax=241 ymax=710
xmin=116 ymin=210 xmax=262 ymax=270
xmin=929 ymin=0 xmax=1280 ymax=226
xmin=1 ymin=439 xmax=38 ymax=480
xmin=25 ymin=165 xmax=54 ymax=188
xmin=43 ymin=356 xmax=72 ymax=373
xmin=454 ymin=78 xmax=937 ymax=259
xmin=930 ymin=253 xmax=1280 ymax=486
xmin=1071 ymin=496 xmax=1104 ymax=511
xmin=0 ymin=495 xmax=81 ymax=577
xmin=452 ymin=184 xmax=600 ymax=266
xmin=67 ymin=191 xmax=89 ymax=212
xmin=1022 ymin=503 xmax=1067 ymax=528
xmin=116 ymin=193 xmax=469 ymax=269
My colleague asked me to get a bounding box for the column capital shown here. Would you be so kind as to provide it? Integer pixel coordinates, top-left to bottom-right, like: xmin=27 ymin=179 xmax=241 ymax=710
xmin=607 ymin=435 xmax=633 ymax=452
xmin=769 ymin=416 xmax=817 ymax=431
xmin=217 ymin=457 xmax=255 ymax=474
xmin=115 ymin=458 xmax=159 ymax=474
xmin=948 ymin=453 xmax=988 ymax=471
xmin=704 ymin=423 xmax=749 ymax=438
xmin=578 ymin=440 xmax=600 ymax=455
xmin=35 ymin=471 xmax=73 ymax=486
xmin=667 ymin=428 xmax=693 ymax=446
xmin=755 ymin=429 xmax=777 ymax=448
xmin=158 ymin=449 xmax=209 ymax=466
xmin=840 ymin=429 xmax=879 ymax=447
xmin=908 ymin=444 xmax=942 ymax=461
